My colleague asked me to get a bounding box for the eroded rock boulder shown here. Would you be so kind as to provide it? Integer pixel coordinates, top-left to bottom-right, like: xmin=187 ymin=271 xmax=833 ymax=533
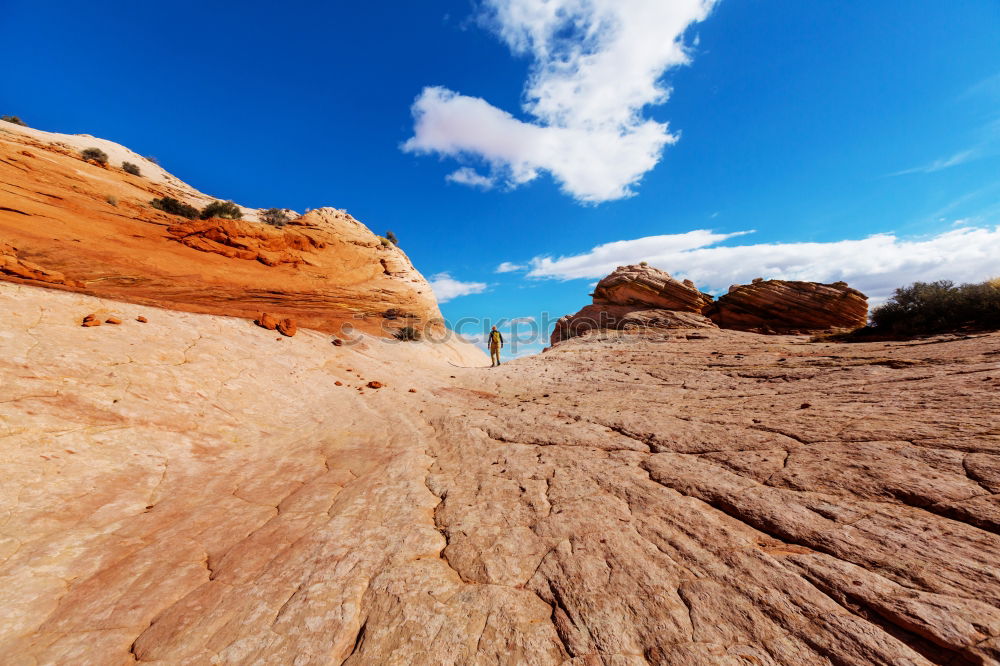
xmin=593 ymin=264 xmax=713 ymax=312
xmin=709 ymin=279 xmax=868 ymax=333
xmin=552 ymin=265 xmax=716 ymax=344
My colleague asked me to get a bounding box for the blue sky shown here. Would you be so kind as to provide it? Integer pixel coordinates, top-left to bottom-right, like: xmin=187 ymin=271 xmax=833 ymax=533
xmin=4 ymin=1 xmax=999 ymax=356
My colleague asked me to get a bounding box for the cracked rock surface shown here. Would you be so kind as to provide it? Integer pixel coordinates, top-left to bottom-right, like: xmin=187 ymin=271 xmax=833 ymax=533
xmin=2 ymin=283 xmax=999 ymax=665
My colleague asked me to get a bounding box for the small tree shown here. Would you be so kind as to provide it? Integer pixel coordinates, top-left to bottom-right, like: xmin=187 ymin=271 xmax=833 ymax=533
xmin=200 ymin=200 xmax=242 ymax=220
xmin=81 ymin=147 xmax=109 ymax=165
xmin=394 ymin=326 xmax=421 ymax=341
xmin=151 ymin=196 xmax=199 ymax=219
xmin=122 ymin=161 xmax=141 ymax=176
xmin=1 ymin=115 xmax=26 ymax=126
xmin=260 ymin=208 xmax=289 ymax=227
xmin=385 ymin=230 xmax=399 ymax=246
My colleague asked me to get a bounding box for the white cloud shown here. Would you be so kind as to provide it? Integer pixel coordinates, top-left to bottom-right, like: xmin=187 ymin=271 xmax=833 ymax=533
xmin=889 ymin=149 xmax=977 ymax=176
xmin=526 ymin=225 xmax=1000 ymax=303
xmin=403 ymin=0 xmax=718 ymax=203
xmin=496 ymin=261 xmax=527 ymax=273
xmin=528 ymin=229 xmax=752 ymax=280
xmin=428 ymin=272 xmax=488 ymax=303
xmin=446 ymin=167 xmax=495 ymax=189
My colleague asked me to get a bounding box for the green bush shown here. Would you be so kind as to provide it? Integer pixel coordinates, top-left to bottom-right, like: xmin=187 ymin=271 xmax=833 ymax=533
xmin=386 ymin=230 xmax=399 ymax=246
xmin=260 ymin=208 xmax=289 ymax=227
xmin=122 ymin=161 xmax=141 ymax=176
xmin=378 ymin=236 xmax=391 ymax=248
xmin=200 ymin=200 xmax=242 ymax=220
xmin=871 ymin=279 xmax=1000 ymax=335
xmin=1 ymin=115 xmax=26 ymax=126
xmin=81 ymin=147 xmax=108 ymax=164
xmin=151 ymin=196 xmax=198 ymax=219
xmin=394 ymin=326 xmax=421 ymax=341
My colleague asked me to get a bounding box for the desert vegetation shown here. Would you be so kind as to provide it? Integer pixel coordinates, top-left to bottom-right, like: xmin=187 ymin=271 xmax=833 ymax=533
xmin=260 ymin=208 xmax=289 ymax=227
xmin=386 ymin=230 xmax=399 ymax=245
xmin=150 ymin=196 xmax=198 ymax=219
xmin=200 ymin=200 xmax=242 ymax=220
xmin=106 ymin=195 xmax=118 ymax=207
xmin=121 ymin=161 xmax=141 ymax=176
xmin=393 ymin=325 xmax=421 ymax=341
xmin=870 ymin=278 xmax=1000 ymax=335
xmin=1 ymin=115 xmax=27 ymax=126
xmin=81 ymin=147 xmax=108 ymax=165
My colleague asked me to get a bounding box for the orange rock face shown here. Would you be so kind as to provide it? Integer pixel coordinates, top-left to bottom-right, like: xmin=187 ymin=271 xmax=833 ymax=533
xmin=0 ymin=124 xmax=442 ymax=338
xmin=709 ymin=279 xmax=868 ymax=333
xmin=0 ymin=242 xmax=82 ymax=288
xmin=554 ymin=265 xmax=869 ymax=344
xmin=592 ymin=264 xmax=714 ymax=312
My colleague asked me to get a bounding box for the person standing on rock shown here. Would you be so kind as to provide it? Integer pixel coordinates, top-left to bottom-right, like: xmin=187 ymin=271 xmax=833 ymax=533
xmin=488 ymin=325 xmax=504 ymax=367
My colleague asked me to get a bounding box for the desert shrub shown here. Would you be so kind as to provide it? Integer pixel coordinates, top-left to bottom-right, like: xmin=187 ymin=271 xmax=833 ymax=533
xmin=121 ymin=161 xmax=141 ymax=176
xmin=81 ymin=147 xmax=108 ymax=164
xmin=106 ymin=194 xmax=118 ymax=206
xmin=200 ymin=200 xmax=242 ymax=220
xmin=1 ymin=115 xmax=26 ymax=126
xmin=870 ymin=279 xmax=1000 ymax=335
xmin=639 ymin=261 xmax=648 ymax=266
xmin=260 ymin=208 xmax=289 ymax=227
xmin=385 ymin=230 xmax=399 ymax=246
xmin=151 ymin=196 xmax=198 ymax=219
xmin=394 ymin=325 xmax=421 ymax=341
xmin=378 ymin=236 xmax=391 ymax=248
xmin=145 ymin=155 xmax=159 ymax=165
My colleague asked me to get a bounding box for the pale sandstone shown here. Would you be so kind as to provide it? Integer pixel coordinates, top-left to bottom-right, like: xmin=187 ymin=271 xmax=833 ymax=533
xmin=1 ymin=282 xmax=998 ymax=665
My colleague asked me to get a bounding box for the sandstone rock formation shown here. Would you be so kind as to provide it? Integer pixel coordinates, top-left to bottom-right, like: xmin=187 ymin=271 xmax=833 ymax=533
xmin=552 ymin=265 xmax=717 ymax=344
xmin=554 ymin=265 xmax=869 ymax=344
xmin=2 ymin=281 xmax=998 ymax=664
xmin=593 ymin=263 xmax=714 ymax=312
xmin=0 ymin=242 xmax=82 ymax=288
xmin=0 ymin=123 xmax=441 ymax=337
xmin=551 ymin=304 xmax=716 ymax=344
xmin=709 ymin=279 xmax=869 ymax=333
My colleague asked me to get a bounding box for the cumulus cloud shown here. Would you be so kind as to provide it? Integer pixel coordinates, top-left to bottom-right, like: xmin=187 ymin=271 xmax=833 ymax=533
xmin=524 ymin=225 xmax=1000 ymax=303
xmin=402 ymin=0 xmax=718 ymax=203
xmin=428 ymin=272 xmax=488 ymax=303
xmin=446 ymin=167 xmax=495 ymax=189
xmin=496 ymin=261 xmax=527 ymax=273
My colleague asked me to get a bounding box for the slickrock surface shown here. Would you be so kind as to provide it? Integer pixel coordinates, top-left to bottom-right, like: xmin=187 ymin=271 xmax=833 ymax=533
xmin=592 ymin=264 xmax=715 ymax=312
xmin=551 ymin=304 xmax=716 ymax=344
xmin=0 ymin=123 xmax=441 ymax=336
xmin=709 ymin=279 xmax=869 ymax=333
xmin=3 ymin=281 xmax=999 ymax=665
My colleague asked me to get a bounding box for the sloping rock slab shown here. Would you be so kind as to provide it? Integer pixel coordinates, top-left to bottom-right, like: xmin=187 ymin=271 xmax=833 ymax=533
xmin=709 ymin=279 xmax=868 ymax=333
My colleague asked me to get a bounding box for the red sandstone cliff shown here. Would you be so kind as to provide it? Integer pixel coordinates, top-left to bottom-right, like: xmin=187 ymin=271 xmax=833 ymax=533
xmin=0 ymin=122 xmax=440 ymax=337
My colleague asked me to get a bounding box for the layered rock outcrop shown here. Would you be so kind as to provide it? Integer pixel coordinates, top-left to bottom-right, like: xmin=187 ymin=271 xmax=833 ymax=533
xmin=0 ymin=123 xmax=440 ymax=337
xmin=3 ymin=281 xmax=998 ymax=664
xmin=551 ymin=304 xmax=716 ymax=344
xmin=592 ymin=263 xmax=714 ymax=312
xmin=553 ymin=264 xmax=869 ymax=344
xmin=709 ymin=278 xmax=869 ymax=333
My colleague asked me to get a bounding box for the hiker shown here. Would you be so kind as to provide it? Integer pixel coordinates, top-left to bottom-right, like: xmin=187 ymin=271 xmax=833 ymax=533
xmin=488 ymin=325 xmax=504 ymax=367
